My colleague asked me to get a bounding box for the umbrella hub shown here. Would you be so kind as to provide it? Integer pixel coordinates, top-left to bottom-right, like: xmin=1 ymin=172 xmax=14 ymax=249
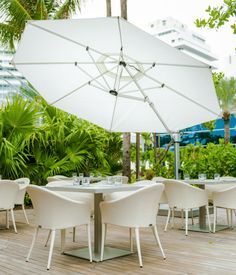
xmin=97 ymin=54 xmax=144 ymax=82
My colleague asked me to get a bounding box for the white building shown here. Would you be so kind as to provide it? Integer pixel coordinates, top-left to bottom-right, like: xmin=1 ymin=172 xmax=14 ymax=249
xmin=147 ymin=17 xmax=218 ymax=66
xmin=218 ymin=54 xmax=236 ymax=77
xmin=0 ymin=45 xmax=27 ymax=102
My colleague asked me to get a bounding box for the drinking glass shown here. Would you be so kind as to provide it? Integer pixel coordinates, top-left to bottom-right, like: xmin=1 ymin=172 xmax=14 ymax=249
xmin=107 ymin=176 xmax=113 ymax=185
xmin=214 ymin=173 xmax=220 ymax=180
xmin=114 ymin=176 xmax=123 ymax=186
xmin=72 ymin=172 xmax=78 ymax=185
xmin=78 ymin=173 xmax=84 ymax=185
xmin=82 ymin=177 xmax=90 ymax=186
xmin=198 ymin=173 xmax=206 ymax=181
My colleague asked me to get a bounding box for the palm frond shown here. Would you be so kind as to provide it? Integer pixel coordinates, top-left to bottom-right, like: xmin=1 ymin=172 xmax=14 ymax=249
xmin=54 ymin=0 xmax=81 ymax=19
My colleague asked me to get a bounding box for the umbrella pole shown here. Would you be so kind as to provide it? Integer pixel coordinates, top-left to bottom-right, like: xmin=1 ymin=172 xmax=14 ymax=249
xmin=173 ymin=133 xmax=181 ymax=179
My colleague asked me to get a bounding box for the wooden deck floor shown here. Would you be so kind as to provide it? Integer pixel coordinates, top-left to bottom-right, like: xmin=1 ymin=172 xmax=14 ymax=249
xmin=1 ymin=208 xmax=236 ymax=275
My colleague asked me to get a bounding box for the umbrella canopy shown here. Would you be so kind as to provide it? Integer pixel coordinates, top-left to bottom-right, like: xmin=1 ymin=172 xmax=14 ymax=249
xmin=13 ymin=17 xmax=221 ymax=133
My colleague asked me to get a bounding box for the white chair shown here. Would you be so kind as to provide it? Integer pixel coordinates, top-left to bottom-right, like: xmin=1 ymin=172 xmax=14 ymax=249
xmin=100 ymin=184 xmax=166 ymax=267
xmin=45 ymin=180 xmax=94 ymax=244
xmin=26 ymin=185 xmax=92 ymax=270
xmin=212 ymin=185 xmax=236 ymax=233
xmin=164 ymin=180 xmax=211 ymax=236
xmin=0 ymin=180 xmax=19 ymax=233
xmin=14 ymin=178 xmax=30 ymax=224
xmin=46 ymin=180 xmax=94 ymax=214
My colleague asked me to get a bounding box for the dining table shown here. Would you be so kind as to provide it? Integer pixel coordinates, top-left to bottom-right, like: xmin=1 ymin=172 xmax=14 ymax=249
xmin=46 ymin=182 xmax=143 ymax=262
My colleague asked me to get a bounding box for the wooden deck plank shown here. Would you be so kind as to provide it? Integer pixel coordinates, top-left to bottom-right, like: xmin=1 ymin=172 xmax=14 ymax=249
xmin=1 ymin=209 xmax=236 ymax=274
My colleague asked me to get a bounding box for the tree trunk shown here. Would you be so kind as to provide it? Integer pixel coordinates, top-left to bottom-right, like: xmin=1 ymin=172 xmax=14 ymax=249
xmin=106 ymin=0 xmax=112 ymax=17
xmin=136 ymin=133 xmax=140 ymax=180
xmin=223 ymin=112 xmax=231 ymax=144
xmin=153 ymin=132 xmax=157 ymax=164
xmin=123 ymin=133 xmax=131 ymax=181
xmin=120 ymin=0 xmax=127 ymax=20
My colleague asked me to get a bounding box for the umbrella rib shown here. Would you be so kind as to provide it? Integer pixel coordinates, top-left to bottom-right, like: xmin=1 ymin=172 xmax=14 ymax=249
xmin=126 ymin=62 xmax=210 ymax=69
xmin=113 ymin=51 xmax=123 ymax=91
xmin=118 ymin=64 xmax=156 ymax=93
xmin=118 ymin=94 xmax=144 ymax=102
xmin=142 ymin=70 xmax=220 ymax=116
xmin=121 ymin=86 xmax=163 ymax=94
xmin=28 ymin=21 xmax=118 ymax=62
xmin=87 ymin=49 xmax=111 ymax=90
xmin=75 ymin=63 xmax=107 ymax=91
xmin=51 ymin=64 xmax=119 ymax=105
xmin=12 ymin=61 xmax=118 ymax=65
xmin=123 ymin=66 xmax=171 ymax=133
xmin=89 ymin=82 xmax=108 ymax=93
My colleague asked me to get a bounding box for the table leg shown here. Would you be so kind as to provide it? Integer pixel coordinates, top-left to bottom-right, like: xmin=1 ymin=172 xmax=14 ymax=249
xmin=94 ymin=193 xmax=103 ymax=254
xmin=64 ymin=192 xmax=132 ymax=261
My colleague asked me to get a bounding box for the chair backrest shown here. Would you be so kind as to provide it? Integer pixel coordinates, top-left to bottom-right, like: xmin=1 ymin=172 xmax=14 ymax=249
xmin=47 ymin=175 xmax=71 ymax=183
xmin=27 ymin=185 xmax=90 ymax=229
xmin=132 ymin=180 xmax=168 ymax=203
xmin=138 ymin=178 xmax=168 ymax=203
xmin=152 ymin=176 xmax=166 ymax=182
xmin=46 ymin=180 xmax=73 ymax=187
xmin=101 ymin=183 xmax=164 ymax=227
xmin=134 ymin=180 xmax=155 ymax=185
xmin=164 ymin=180 xmax=207 ymax=209
xmin=0 ymin=181 xmax=19 ymax=209
xmin=213 ymin=185 xmax=236 ymax=209
xmin=14 ymin=178 xmax=30 ymax=204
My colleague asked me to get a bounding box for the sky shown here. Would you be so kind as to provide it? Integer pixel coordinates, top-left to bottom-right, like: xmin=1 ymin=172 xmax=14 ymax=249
xmin=76 ymin=0 xmax=236 ymax=75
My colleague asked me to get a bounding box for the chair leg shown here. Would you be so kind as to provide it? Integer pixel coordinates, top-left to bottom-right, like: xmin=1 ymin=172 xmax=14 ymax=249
xmin=135 ymin=228 xmax=143 ymax=268
xmin=45 ymin=230 xmax=51 ymax=247
xmin=60 ymin=229 xmax=66 ymax=253
xmin=230 ymin=209 xmax=233 ymax=228
xmin=10 ymin=209 xmax=17 ymax=233
xmin=206 ymin=206 xmax=211 ymax=232
xmin=152 ymin=225 xmax=166 ymax=259
xmin=191 ymin=209 xmax=194 ymax=225
xmin=213 ymin=206 xmax=217 ymax=233
xmin=185 ymin=209 xmax=188 ymax=236
xmin=164 ymin=208 xmax=171 ymax=232
xmin=171 ymin=208 xmax=175 ymax=229
xmin=226 ymin=208 xmax=230 ymax=226
xmin=87 ymin=223 xmax=92 ymax=263
xmin=100 ymin=223 xmax=106 ymax=261
xmin=22 ymin=204 xmax=29 ymax=224
xmin=26 ymin=226 xmax=39 ymax=262
xmin=6 ymin=210 xmax=9 ymax=229
xmin=181 ymin=209 xmax=184 ymax=227
xmin=47 ymin=229 xmax=56 ymax=270
xmin=129 ymin=228 xmax=134 ymax=252
xmin=73 ymin=227 xmax=76 ymax=242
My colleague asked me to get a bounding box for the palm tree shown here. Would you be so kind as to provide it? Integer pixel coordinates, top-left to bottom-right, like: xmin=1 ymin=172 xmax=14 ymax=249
xmin=215 ymin=77 xmax=236 ymax=144
xmin=0 ymin=0 xmax=82 ymax=50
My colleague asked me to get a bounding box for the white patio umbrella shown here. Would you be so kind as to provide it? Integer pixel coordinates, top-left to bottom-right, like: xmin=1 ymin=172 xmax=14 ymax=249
xmin=13 ymin=17 xmax=221 ymax=177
